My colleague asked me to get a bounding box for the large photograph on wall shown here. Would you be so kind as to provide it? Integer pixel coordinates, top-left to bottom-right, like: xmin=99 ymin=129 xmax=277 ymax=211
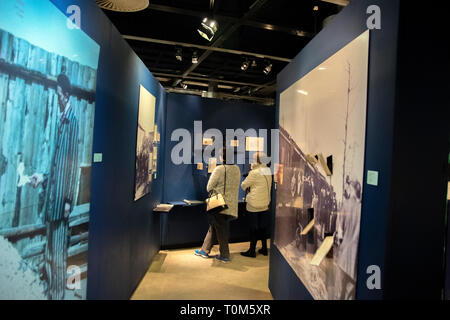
xmin=134 ymin=85 xmax=156 ymax=201
xmin=274 ymin=30 xmax=369 ymax=300
xmin=0 ymin=0 xmax=100 ymax=299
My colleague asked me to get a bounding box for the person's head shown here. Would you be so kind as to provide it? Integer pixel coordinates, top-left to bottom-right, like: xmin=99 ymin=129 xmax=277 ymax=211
xmin=252 ymin=152 xmax=268 ymax=165
xmin=343 ymin=176 xmax=351 ymax=200
xmin=220 ymin=147 xmax=230 ymax=164
xmin=57 ymin=74 xmax=71 ymax=110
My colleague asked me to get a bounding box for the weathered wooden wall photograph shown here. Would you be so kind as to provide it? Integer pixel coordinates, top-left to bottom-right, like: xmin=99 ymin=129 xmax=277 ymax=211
xmin=274 ymin=30 xmax=369 ymax=300
xmin=0 ymin=0 xmax=100 ymax=300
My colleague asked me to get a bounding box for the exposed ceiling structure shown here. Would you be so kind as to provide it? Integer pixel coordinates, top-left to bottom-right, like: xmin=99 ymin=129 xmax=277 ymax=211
xmin=100 ymin=0 xmax=348 ymax=105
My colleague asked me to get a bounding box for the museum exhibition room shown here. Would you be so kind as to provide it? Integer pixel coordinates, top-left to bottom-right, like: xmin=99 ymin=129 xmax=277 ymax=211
xmin=0 ymin=0 xmax=449 ymax=305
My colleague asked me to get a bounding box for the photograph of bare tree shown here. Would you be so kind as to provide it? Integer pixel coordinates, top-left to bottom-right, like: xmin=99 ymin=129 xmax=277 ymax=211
xmin=274 ymin=30 xmax=370 ymax=300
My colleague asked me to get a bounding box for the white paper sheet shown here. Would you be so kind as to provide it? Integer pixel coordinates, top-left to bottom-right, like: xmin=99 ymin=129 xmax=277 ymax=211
xmin=311 ymin=235 xmax=334 ymax=266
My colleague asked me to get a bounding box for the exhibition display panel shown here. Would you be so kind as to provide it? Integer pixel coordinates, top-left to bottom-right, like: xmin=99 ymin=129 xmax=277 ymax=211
xmin=274 ymin=30 xmax=369 ymax=300
xmin=0 ymin=0 xmax=100 ymax=299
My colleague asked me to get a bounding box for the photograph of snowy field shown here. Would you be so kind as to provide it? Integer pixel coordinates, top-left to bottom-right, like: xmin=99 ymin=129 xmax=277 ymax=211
xmin=274 ymin=30 xmax=369 ymax=300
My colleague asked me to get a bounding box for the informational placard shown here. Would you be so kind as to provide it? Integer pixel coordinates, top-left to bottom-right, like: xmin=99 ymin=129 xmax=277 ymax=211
xmin=153 ymin=204 xmax=174 ymax=212
xmin=318 ymin=153 xmax=332 ymax=176
xmin=246 ymin=137 xmax=264 ymax=151
xmin=203 ymin=138 xmax=213 ymax=146
xmin=311 ymin=235 xmax=335 ymax=266
xmin=301 ymin=219 xmax=315 ymax=235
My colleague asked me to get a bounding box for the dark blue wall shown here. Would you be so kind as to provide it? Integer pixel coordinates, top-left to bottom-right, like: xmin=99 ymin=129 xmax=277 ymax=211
xmin=163 ymin=93 xmax=275 ymax=203
xmin=162 ymin=93 xmax=275 ymax=248
xmin=382 ymin=2 xmax=449 ymax=299
xmin=52 ymin=0 xmax=166 ymax=299
xmin=270 ymin=0 xmax=401 ymax=300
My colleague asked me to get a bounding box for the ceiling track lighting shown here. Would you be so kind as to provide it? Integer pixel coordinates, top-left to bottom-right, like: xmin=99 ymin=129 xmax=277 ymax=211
xmin=192 ymin=51 xmax=199 ymax=64
xmin=197 ymin=17 xmax=218 ymax=42
xmin=263 ymin=62 xmax=273 ymax=75
xmin=175 ymin=48 xmax=183 ymax=62
xmin=241 ymin=59 xmax=250 ymax=71
xmin=181 ymin=82 xmax=188 ymax=90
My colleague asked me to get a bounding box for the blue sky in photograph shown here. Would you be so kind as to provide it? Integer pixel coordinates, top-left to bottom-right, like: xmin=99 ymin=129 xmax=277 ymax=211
xmin=0 ymin=0 xmax=100 ymax=69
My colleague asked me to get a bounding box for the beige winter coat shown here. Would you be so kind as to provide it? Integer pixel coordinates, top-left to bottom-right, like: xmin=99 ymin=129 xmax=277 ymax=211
xmin=241 ymin=164 xmax=272 ymax=212
xmin=207 ymin=164 xmax=241 ymax=218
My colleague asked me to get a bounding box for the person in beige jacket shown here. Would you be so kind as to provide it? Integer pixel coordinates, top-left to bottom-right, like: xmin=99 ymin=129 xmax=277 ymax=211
xmin=195 ymin=147 xmax=241 ymax=263
xmin=240 ymin=152 xmax=272 ymax=257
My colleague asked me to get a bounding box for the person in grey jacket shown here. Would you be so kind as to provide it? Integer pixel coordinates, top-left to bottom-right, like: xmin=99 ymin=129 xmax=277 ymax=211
xmin=195 ymin=147 xmax=241 ymax=263
xmin=240 ymin=152 xmax=272 ymax=258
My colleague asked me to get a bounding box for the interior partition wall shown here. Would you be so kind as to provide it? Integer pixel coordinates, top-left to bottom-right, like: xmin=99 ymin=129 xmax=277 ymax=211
xmin=269 ymin=0 xmax=449 ymax=300
xmin=161 ymin=93 xmax=276 ymax=248
xmin=62 ymin=0 xmax=168 ymax=300
xmin=0 ymin=0 xmax=167 ymax=300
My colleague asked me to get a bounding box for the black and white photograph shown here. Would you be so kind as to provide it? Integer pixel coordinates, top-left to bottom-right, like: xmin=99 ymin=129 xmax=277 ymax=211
xmin=0 ymin=0 xmax=100 ymax=300
xmin=274 ymin=30 xmax=369 ymax=300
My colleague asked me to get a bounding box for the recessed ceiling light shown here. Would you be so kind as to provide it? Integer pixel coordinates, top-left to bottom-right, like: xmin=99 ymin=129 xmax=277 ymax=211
xmin=241 ymin=59 xmax=250 ymax=71
xmin=192 ymin=51 xmax=199 ymax=64
xmin=175 ymin=48 xmax=183 ymax=62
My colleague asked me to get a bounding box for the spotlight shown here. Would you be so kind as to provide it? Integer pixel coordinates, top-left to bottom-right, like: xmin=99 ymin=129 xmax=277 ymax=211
xmin=175 ymin=48 xmax=182 ymax=62
xmin=198 ymin=17 xmax=218 ymax=42
xmin=192 ymin=51 xmax=199 ymax=64
xmin=263 ymin=62 xmax=273 ymax=75
xmin=251 ymin=60 xmax=257 ymax=68
xmin=241 ymin=59 xmax=249 ymax=71
xmin=181 ymin=82 xmax=188 ymax=90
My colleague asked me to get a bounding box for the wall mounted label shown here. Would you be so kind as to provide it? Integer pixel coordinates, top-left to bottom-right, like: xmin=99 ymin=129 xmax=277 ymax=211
xmin=230 ymin=139 xmax=239 ymax=147
xmin=203 ymin=138 xmax=213 ymax=145
xmin=367 ymin=170 xmax=379 ymax=186
xmin=93 ymin=153 xmax=103 ymax=163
